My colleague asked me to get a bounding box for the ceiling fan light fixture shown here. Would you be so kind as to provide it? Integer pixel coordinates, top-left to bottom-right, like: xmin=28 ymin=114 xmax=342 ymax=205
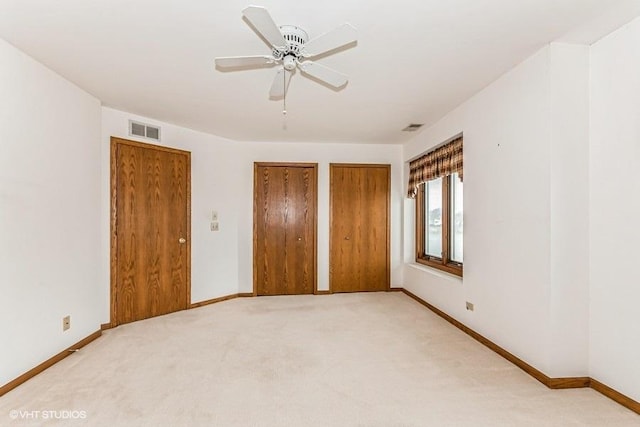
xmin=283 ymin=55 xmax=297 ymax=71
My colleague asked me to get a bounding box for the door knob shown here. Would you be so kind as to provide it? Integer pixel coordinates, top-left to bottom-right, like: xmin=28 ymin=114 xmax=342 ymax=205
xmin=297 ymin=237 xmax=302 ymax=241
xmin=179 ymin=238 xmax=186 ymax=244
xmin=345 ymin=236 xmax=350 ymax=240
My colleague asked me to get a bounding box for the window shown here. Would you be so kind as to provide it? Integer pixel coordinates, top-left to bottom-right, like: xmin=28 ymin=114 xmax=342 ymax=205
xmin=416 ymin=173 xmax=463 ymax=275
xmin=407 ymin=136 xmax=463 ymax=276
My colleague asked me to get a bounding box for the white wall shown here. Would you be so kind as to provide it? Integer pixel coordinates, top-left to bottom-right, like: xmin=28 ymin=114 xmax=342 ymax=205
xmin=548 ymin=43 xmax=590 ymax=377
xmin=402 ymin=43 xmax=591 ymax=377
xmin=0 ymin=38 xmax=102 ymax=386
xmin=589 ymin=16 xmax=640 ymax=402
xmin=101 ymin=108 xmax=403 ymax=320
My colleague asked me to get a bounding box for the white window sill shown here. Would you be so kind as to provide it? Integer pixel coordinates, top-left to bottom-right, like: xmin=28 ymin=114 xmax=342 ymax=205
xmin=407 ymin=262 xmax=463 ymax=284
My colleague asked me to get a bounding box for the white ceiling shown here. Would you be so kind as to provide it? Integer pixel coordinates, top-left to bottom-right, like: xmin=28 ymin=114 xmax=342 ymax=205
xmin=1 ymin=1 xmax=639 ymax=144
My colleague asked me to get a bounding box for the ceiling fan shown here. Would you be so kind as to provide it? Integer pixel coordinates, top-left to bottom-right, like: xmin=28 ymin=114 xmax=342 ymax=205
xmin=214 ymin=6 xmax=357 ymax=99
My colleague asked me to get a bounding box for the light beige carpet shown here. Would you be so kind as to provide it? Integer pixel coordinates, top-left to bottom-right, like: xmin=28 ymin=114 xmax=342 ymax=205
xmin=1 ymin=292 xmax=637 ymax=426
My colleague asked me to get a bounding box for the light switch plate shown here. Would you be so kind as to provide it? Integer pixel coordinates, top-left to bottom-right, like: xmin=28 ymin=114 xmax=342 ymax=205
xmin=212 ymin=211 xmax=218 ymax=221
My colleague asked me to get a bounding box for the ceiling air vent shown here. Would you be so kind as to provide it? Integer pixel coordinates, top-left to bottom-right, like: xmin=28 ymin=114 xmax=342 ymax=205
xmin=402 ymin=123 xmax=424 ymax=132
xmin=129 ymin=120 xmax=161 ymax=141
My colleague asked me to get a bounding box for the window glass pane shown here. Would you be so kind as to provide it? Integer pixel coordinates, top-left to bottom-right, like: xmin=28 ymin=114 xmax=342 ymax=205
xmin=450 ymin=173 xmax=463 ymax=263
xmin=424 ymin=177 xmax=442 ymax=258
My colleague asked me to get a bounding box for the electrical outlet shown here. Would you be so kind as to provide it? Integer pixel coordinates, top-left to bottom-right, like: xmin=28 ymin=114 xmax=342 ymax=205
xmin=63 ymin=315 xmax=71 ymax=331
xmin=466 ymin=302 xmax=474 ymax=311
xmin=211 ymin=221 xmax=219 ymax=231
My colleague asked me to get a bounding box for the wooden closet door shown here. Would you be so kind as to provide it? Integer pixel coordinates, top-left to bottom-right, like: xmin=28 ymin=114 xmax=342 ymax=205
xmin=330 ymin=164 xmax=390 ymax=292
xmin=254 ymin=163 xmax=317 ymax=295
xmin=111 ymin=137 xmax=191 ymax=326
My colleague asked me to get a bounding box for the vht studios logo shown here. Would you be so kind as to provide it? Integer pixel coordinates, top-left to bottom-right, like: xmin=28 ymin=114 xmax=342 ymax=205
xmin=9 ymin=410 xmax=87 ymax=420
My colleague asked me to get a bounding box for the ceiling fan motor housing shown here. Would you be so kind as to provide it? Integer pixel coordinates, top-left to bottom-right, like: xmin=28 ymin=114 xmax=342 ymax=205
xmin=275 ymin=25 xmax=309 ymax=58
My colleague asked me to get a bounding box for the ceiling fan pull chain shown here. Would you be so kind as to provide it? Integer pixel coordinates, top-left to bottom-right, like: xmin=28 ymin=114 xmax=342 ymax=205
xmin=283 ymin=66 xmax=287 ymax=116
xmin=282 ymin=66 xmax=288 ymax=129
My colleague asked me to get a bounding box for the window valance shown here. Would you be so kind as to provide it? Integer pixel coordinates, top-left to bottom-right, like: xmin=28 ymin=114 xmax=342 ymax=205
xmin=407 ymin=137 xmax=463 ymax=198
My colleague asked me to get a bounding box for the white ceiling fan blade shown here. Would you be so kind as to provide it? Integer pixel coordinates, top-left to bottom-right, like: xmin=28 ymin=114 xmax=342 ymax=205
xmin=242 ymin=6 xmax=287 ymax=50
xmin=299 ymin=61 xmax=348 ymax=88
xmin=215 ymin=55 xmax=276 ymax=68
xmin=269 ymin=68 xmax=292 ymax=98
xmin=302 ymin=23 xmax=357 ymax=57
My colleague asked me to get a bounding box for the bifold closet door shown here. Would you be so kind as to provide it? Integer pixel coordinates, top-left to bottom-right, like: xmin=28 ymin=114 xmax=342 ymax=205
xmin=254 ymin=163 xmax=317 ymax=295
xmin=330 ymin=164 xmax=390 ymax=293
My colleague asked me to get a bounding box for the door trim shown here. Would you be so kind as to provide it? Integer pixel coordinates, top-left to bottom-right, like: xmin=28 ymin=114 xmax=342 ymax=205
xmin=253 ymin=162 xmax=318 ymax=296
xmin=109 ymin=136 xmax=192 ymax=327
xmin=329 ymin=163 xmax=391 ymax=293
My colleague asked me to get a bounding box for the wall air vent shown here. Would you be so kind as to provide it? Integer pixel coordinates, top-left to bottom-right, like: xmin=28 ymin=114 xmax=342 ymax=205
xmin=128 ymin=120 xmax=161 ymax=141
xmin=402 ymin=123 xmax=424 ymax=132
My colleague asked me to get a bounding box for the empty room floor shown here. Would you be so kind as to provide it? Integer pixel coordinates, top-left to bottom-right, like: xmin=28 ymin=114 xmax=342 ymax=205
xmin=1 ymin=292 xmax=637 ymax=426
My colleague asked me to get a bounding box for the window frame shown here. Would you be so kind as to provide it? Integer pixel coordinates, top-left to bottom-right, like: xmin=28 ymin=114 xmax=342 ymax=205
xmin=415 ymin=174 xmax=463 ymax=277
